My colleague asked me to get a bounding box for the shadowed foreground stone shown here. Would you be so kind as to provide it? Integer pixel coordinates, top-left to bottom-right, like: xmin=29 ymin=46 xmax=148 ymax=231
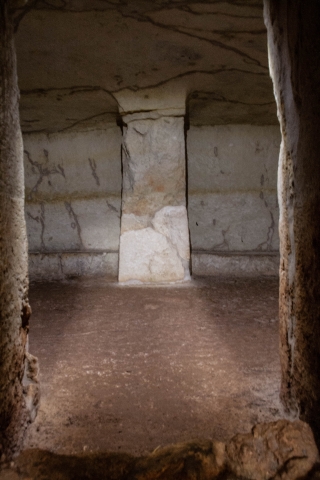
xmin=1 ymin=420 xmax=318 ymax=480
xmin=0 ymin=1 xmax=39 ymax=460
xmin=264 ymin=0 xmax=320 ymax=439
xmin=226 ymin=420 xmax=319 ymax=480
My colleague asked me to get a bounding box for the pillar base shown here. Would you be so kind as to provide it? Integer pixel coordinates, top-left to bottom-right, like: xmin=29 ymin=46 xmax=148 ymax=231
xmin=119 ymin=205 xmax=190 ymax=284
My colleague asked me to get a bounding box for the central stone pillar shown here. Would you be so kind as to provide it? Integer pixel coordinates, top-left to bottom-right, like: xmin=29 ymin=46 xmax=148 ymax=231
xmin=118 ymin=105 xmax=190 ymax=283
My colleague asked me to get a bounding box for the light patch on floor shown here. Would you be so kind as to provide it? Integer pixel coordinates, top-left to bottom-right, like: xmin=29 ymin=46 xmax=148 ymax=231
xmin=24 ymin=277 xmax=282 ymax=456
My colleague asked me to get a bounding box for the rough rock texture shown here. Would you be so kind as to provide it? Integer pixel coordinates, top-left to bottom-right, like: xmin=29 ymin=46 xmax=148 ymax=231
xmin=0 ymin=2 xmax=39 ymax=460
xmin=264 ymin=0 xmax=320 ymax=441
xmin=118 ymin=112 xmax=190 ymax=283
xmin=28 ymin=252 xmax=118 ymax=282
xmin=188 ymin=125 xmax=280 ymax=253
xmin=12 ymin=0 xmax=281 ymax=280
xmin=23 ymin=128 xmax=121 ymax=253
xmin=0 ymin=421 xmax=318 ymax=479
xmin=132 ymin=440 xmax=226 ymax=480
xmin=13 ymin=1 xmax=278 ymax=133
xmin=22 ymin=127 xmax=121 ymax=280
xmin=226 ymin=419 xmax=319 ymax=480
xmin=0 ymin=441 xmax=226 ymax=480
xmin=192 ymin=252 xmax=279 ymax=277
xmin=23 ymin=123 xmax=280 ymax=280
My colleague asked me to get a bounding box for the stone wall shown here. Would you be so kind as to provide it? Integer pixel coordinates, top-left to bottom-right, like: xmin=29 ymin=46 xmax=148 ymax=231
xmin=24 ymin=123 xmax=280 ymax=281
xmin=188 ymin=124 xmax=281 ymax=276
xmin=24 ymin=125 xmax=121 ymax=281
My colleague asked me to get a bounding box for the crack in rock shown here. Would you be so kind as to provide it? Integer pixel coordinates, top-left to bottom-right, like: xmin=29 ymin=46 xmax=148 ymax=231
xmin=24 ymin=149 xmax=66 ymax=200
xmin=27 ymin=203 xmax=46 ymax=251
xmin=64 ymin=201 xmax=84 ymax=249
xmin=88 ymin=158 xmax=100 ymax=186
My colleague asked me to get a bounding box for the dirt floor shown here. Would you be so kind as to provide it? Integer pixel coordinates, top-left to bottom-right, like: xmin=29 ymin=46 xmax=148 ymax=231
xmin=21 ymin=276 xmax=283 ymax=457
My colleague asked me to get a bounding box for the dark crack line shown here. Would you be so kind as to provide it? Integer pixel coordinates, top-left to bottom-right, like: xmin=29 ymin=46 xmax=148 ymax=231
xmin=165 ymin=25 xmax=267 ymax=35
xmin=59 ymin=254 xmax=64 ymax=274
xmin=39 ymin=203 xmax=46 ymax=251
xmin=12 ymin=0 xmax=40 ymax=32
xmin=24 ymin=111 xmax=120 ymax=135
xmin=24 ymin=1 xmax=263 ymax=14
xmin=20 ymin=69 xmax=270 ymax=113
xmin=117 ymin=10 xmax=268 ymax=70
xmin=23 ymin=2 xmax=265 ymax=69
xmin=179 ymin=5 xmax=262 ymax=19
xmin=106 ymin=201 xmax=119 ymax=216
xmin=212 ymin=226 xmax=230 ymax=250
xmin=112 ymin=68 xmax=269 ymax=94
xmin=256 ymin=194 xmax=276 ymax=251
xmin=27 ymin=207 xmax=46 ymax=251
xmin=21 ymin=86 xmax=114 ymax=96
xmin=188 ymin=91 xmax=275 ymax=107
xmin=64 ymin=201 xmax=84 ymax=249
xmin=27 ymin=212 xmax=40 ymax=223
xmin=42 ymin=0 xmax=67 ymax=9
xmin=24 ymin=149 xmax=65 ymax=199
xmin=57 ymin=111 xmax=117 ymax=133
xmin=21 ymin=67 xmax=269 ymax=98
xmin=88 ymin=158 xmax=100 ymax=187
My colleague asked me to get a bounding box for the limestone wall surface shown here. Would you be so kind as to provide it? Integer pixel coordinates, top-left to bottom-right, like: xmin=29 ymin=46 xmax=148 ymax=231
xmin=24 ymin=123 xmax=280 ymax=281
xmin=188 ymin=124 xmax=281 ymax=275
xmin=23 ymin=125 xmax=121 ymax=280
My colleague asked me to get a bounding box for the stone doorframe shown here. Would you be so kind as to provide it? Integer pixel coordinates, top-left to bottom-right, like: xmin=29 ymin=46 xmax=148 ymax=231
xmin=1 ymin=0 xmax=320 ymax=460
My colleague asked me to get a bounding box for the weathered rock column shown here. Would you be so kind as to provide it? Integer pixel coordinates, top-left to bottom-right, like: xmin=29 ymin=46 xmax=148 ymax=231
xmin=117 ymin=105 xmax=190 ymax=283
xmin=264 ymin=0 xmax=320 ymax=440
xmin=0 ymin=2 xmax=39 ymax=460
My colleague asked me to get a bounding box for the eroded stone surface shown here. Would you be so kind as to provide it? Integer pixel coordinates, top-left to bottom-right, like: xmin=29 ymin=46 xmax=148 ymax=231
xmin=13 ymin=1 xmax=277 ymax=132
xmin=119 ymin=111 xmax=190 ymax=283
xmin=23 ymin=128 xmax=121 ymax=254
xmin=26 ymin=198 xmax=120 ymax=253
xmin=188 ymin=125 xmax=280 ymax=253
xmin=119 ymin=227 xmax=185 ymax=284
xmin=28 ymin=252 xmax=118 ymax=282
xmin=226 ymin=419 xmax=319 ymax=480
xmin=264 ymin=0 xmax=320 ymax=439
xmin=121 ymin=114 xmax=186 ymax=218
xmin=0 ymin=3 xmax=39 ymax=459
xmin=2 ymin=421 xmax=318 ymax=479
xmin=192 ymin=252 xmax=279 ymax=277
xmin=23 ymin=122 xmax=280 ymax=279
xmin=152 ymin=206 xmax=190 ymax=264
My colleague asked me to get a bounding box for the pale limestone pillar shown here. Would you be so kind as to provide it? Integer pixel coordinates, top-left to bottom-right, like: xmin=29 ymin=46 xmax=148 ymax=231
xmin=118 ymin=109 xmax=190 ymax=283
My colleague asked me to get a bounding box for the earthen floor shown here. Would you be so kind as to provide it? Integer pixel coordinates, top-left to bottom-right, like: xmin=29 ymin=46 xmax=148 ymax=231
xmin=23 ymin=276 xmax=283 ymax=457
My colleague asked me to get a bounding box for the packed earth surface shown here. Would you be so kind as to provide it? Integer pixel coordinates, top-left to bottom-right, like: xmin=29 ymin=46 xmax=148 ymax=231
xmin=24 ymin=276 xmax=282 ymax=455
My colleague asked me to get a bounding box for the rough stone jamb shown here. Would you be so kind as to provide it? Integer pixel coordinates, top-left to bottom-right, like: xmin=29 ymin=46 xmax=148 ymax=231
xmin=264 ymin=0 xmax=320 ymax=440
xmin=0 ymin=1 xmax=39 ymax=461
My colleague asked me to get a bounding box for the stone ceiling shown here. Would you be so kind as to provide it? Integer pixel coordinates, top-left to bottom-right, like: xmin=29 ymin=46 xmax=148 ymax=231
xmin=14 ymin=0 xmax=278 ymax=133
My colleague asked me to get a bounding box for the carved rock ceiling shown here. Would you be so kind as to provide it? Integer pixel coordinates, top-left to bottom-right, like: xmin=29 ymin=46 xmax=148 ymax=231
xmin=14 ymin=0 xmax=278 ymax=133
